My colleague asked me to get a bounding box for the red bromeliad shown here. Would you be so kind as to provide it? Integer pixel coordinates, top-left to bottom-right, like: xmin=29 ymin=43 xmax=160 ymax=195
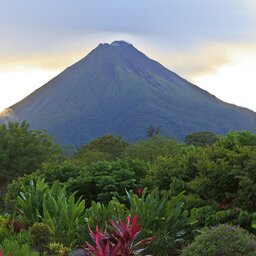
xmin=85 ymin=215 xmax=153 ymax=256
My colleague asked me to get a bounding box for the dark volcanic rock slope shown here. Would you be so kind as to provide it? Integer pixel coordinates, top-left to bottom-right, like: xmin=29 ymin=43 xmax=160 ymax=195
xmin=10 ymin=41 xmax=256 ymax=145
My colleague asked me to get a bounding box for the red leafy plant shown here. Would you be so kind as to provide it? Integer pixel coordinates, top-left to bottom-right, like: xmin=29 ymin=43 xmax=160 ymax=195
xmin=5 ymin=219 xmax=24 ymax=233
xmin=135 ymin=188 xmax=144 ymax=197
xmin=85 ymin=215 xmax=154 ymax=256
xmin=0 ymin=251 xmax=13 ymax=256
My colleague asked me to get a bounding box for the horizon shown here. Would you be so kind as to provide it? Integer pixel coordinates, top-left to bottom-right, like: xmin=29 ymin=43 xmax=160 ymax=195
xmin=0 ymin=1 xmax=256 ymax=112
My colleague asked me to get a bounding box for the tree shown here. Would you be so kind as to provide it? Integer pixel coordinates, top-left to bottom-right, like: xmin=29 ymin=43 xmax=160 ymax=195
xmin=146 ymin=125 xmax=161 ymax=138
xmin=123 ymin=136 xmax=180 ymax=162
xmin=40 ymin=161 xmax=83 ymax=184
xmin=66 ymin=158 xmax=147 ymax=206
xmin=0 ymin=121 xmax=62 ymax=188
xmin=73 ymin=134 xmax=129 ymax=165
xmin=184 ymin=131 xmax=220 ymax=147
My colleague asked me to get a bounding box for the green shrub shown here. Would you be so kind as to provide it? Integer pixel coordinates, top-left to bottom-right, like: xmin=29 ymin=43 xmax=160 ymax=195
xmin=4 ymin=172 xmax=41 ymax=211
xmin=47 ymin=242 xmax=71 ymax=256
xmin=0 ymin=236 xmax=38 ymax=256
xmin=127 ymin=189 xmax=195 ymax=256
xmin=29 ymin=222 xmax=52 ymax=252
xmin=181 ymin=224 xmax=256 ymax=256
xmin=17 ymin=178 xmax=86 ymax=247
xmin=17 ymin=178 xmax=48 ymax=226
xmin=0 ymin=215 xmax=11 ymax=245
xmin=190 ymin=206 xmax=256 ymax=232
xmin=0 ymin=228 xmax=31 ymax=248
xmin=42 ymin=182 xmax=86 ymax=247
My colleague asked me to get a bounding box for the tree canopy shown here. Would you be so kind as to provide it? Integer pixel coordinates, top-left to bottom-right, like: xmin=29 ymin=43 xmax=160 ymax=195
xmin=184 ymin=131 xmax=220 ymax=147
xmin=0 ymin=121 xmax=62 ymax=187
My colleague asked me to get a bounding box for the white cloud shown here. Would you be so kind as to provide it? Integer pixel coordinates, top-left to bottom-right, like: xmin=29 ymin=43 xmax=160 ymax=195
xmin=192 ymin=46 xmax=256 ymax=111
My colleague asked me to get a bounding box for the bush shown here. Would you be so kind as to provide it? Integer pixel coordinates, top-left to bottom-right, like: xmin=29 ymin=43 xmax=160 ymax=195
xmin=0 ymin=239 xmax=39 ymax=256
xmin=0 ymin=230 xmax=38 ymax=256
xmin=29 ymin=222 xmax=52 ymax=252
xmin=0 ymin=216 xmax=28 ymax=248
xmin=47 ymin=242 xmax=71 ymax=256
xmin=5 ymin=219 xmax=24 ymax=233
xmin=17 ymin=178 xmax=85 ymax=247
xmin=181 ymin=224 xmax=256 ymax=256
xmin=127 ymin=189 xmax=195 ymax=255
xmin=4 ymin=172 xmax=41 ymax=211
xmin=16 ymin=178 xmax=48 ymax=226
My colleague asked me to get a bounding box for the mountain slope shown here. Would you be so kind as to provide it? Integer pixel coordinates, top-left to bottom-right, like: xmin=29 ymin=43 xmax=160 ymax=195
xmin=9 ymin=41 xmax=256 ymax=145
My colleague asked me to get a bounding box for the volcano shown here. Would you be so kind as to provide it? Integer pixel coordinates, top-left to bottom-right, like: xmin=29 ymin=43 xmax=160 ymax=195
xmin=8 ymin=41 xmax=256 ymax=145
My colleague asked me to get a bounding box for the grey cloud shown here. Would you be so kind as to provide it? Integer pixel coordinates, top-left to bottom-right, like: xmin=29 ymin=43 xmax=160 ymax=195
xmin=0 ymin=0 xmax=255 ymax=60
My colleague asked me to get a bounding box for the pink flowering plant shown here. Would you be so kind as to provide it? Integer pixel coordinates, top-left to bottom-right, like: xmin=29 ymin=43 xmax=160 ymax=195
xmin=85 ymin=215 xmax=154 ymax=256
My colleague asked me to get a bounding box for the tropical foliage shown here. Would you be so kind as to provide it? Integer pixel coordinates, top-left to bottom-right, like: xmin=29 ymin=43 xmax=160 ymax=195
xmin=1 ymin=122 xmax=256 ymax=255
xmin=16 ymin=178 xmax=85 ymax=246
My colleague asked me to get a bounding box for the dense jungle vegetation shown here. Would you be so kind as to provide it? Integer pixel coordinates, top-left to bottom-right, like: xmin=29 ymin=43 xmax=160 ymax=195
xmin=0 ymin=121 xmax=256 ymax=255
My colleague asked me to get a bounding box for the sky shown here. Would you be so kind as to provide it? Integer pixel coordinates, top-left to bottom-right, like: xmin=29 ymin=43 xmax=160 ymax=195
xmin=0 ymin=0 xmax=256 ymax=112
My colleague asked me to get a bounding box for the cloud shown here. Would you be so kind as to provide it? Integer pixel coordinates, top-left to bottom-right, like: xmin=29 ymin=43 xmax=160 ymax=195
xmin=0 ymin=44 xmax=93 ymax=70
xmin=0 ymin=0 xmax=255 ymax=56
xmin=136 ymin=41 xmax=256 ymax=85
xmin=0 ymin=0 xmax=255 ymax=84
xmin=191 ymin=46 xmax=256 ymax=111
xmin=163 ymin=44 xmax=231 ymax=77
